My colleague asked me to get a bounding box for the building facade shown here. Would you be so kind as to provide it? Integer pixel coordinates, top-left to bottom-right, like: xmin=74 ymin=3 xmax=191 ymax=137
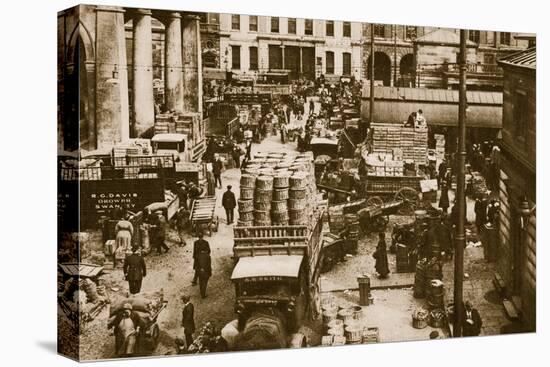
xmin=58 ymin=5 xmax=203 ymax=151
xmin=201 ymin=13 xmax=363 ymax=81
xmin=361 ymin=24 xmax=533 ymax=90
xmin=496 ymin=47 xmax=536 ymax=332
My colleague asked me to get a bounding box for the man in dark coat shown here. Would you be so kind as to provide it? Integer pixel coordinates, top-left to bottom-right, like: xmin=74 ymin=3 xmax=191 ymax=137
xmin=222 ymin=185 xmax=237 ymax=224
xmin=196 ymin=250 xmax=212 ymax=298
xmin=154 ymin=212 xmax=169 ymax=254
xmin=437 ymin=160 xmax=447 ymax=189
xmin=123 ymin=247 xmax=147 ymax=294
xmin=212 ymin=154 xmax=223 ymax=189
xmin=373 ymin=232 xmax=390 ymax=279
xmin=462 ymin=300 xmax=483 ymax=336
xmin=192 ymin=232 xmax=211 ymax=285
xmin=181 ymin=295 xmax=195 ymax=349
xmin=231 ymin=145 xmax=242 ymax=169
xmin=439 ymin=183 xmax=450 ymax=214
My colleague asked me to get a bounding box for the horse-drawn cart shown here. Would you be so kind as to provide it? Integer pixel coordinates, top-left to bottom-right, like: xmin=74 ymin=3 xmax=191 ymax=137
xmin=363 ymin=175 xmax=423 ymax=215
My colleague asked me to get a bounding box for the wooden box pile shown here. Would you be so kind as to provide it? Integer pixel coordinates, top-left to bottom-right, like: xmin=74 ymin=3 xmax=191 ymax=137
xmin=371 ymin=123 xmax=428 ymax=165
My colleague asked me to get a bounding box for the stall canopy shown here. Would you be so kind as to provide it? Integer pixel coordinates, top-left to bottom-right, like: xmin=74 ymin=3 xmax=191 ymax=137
xmin=231 ymin=255 xmax=303 ymax=280
xmin=362 ymin=86 xmax=503 ymax=128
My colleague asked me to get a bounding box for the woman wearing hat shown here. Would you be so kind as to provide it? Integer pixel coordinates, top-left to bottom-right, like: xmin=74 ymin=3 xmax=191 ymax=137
xmin=115 ymin=216 xmax=134 ymax=261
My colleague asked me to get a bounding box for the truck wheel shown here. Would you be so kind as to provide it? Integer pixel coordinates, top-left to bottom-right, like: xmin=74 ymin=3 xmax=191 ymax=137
xmin=289 ymin=333 xmax=307 ymax=348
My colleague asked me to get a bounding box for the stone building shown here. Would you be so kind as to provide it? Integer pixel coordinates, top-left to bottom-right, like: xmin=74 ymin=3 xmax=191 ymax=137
xmin=361 ymin=24 xmax=532 ymax=90
xmin=58 ymin=4 xmax=203 ymax=151
xmin=205 ymin=13 xmax=363 ymax=82
xmin=495 ymin=47 xmax=536 ymax=332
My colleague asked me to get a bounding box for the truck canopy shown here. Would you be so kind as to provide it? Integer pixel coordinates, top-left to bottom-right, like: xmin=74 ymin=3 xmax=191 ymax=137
xmin=231 ymin=255 xmax=303 ymax=281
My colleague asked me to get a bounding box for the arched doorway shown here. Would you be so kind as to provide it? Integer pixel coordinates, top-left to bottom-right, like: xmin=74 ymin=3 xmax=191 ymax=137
xmin=398 ymin=54 xmax=414 ymax=87
xmin=367 ymin=52 xmax=392 ymax=86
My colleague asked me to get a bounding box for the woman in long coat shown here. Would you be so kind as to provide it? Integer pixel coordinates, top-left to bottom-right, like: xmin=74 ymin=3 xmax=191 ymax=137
xmin=115 ymin=218 xmax=134 ymax=253
xmin=373 ymin=232 xmax=390 ymax=279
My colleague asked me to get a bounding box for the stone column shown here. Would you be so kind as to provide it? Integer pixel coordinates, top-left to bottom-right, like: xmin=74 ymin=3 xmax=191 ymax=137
xmin=164 ymin=12 xmax=184 ymax=113
xmin=182 ymin=14 xmax=203 ymax=115
xmin=131 ymin=9 xmax=155 ymax=137
xmin=95 ymin=5 xmax=130 ymax=149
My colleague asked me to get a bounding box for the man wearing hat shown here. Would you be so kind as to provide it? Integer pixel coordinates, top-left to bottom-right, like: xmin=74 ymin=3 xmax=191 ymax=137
xmin=153 ymin=211 xmax=170 ymax=254
xmin=108 ymin=303 xmax=142 ymax=357
xmin=123 ymin=247 xmax=147 ymax=294
xmin=462 ymin=300 xmax=483 ymax=336
xmin=222 ymin=185 xmax=237 ymax=225
xmin=192 ymin=232 xmax=211 ymax=285
xmin=181 ymin=295 xmax=195 ymax=349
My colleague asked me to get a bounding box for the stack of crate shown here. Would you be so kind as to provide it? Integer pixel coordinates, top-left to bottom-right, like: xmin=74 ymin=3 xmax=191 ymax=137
xmin=154 ymin=114 xmax=173 ymax=134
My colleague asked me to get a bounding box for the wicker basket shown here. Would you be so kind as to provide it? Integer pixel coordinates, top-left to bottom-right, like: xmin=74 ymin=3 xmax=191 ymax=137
xmin=238 ymin=211 xmax=254 ymax=222
xmin=238 ymin=199 xmax=254 ymax=212
xmin=273 ymin=188 xmax=289 ymax=201
xmin=256 ymin=175 xmax=274 ymax=190
xmin=240 ymin=187 xmax=254 ymax=200
xmin=289 ymin=188 xmax=307 ymax=200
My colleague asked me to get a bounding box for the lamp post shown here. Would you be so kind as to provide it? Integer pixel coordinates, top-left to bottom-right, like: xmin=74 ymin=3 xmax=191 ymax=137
xmin=453 ymin=29 xmax=468 ymax=338
xmin=369 ymin=23 xmax=375 ymax=126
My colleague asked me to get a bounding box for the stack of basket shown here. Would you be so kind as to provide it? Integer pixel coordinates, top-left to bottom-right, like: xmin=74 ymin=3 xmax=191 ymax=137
xmin=238 ymin=174 xmax=256 ymax=226
xmin=254 ymin=175 xmax=274 ymax=226
xmin=288 ymin=172 xmax=308 ymax=225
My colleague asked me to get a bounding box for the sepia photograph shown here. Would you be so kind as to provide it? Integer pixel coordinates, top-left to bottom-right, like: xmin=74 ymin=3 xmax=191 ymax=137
xmin=56 ymin=3 xmax=536 ymax=361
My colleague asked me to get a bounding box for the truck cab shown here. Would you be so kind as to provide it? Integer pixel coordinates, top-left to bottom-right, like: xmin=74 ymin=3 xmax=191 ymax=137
xmin=231 ymin=255 xmax=307 ymax=333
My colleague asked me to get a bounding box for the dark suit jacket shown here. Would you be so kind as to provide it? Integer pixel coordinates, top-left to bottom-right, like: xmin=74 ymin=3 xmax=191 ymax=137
xmin=462 ymin=308 xmax=482 ymax=336
xmin=182 ymin=303 xmax=195 ymax=333
xmin=222 ymin=190 xmax=237 ymax=209
xmin=193 ymin=239 xmax=211 ymax=269
xmin=123 ymin=253 xmax=146 ymax=281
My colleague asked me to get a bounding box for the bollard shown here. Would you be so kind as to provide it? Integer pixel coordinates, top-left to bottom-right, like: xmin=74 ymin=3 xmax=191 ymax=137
xmin=357 ymin=274 xmax=371 ymax=306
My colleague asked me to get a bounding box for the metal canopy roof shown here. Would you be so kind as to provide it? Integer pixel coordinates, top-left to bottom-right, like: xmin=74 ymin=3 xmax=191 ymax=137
xmin=231 ymin=255 xmax=303 ymax=280
xmin=362 ymin=86 xmax=502 ymax=105
xmin=498 ymin=47 xmax=536 ymax=70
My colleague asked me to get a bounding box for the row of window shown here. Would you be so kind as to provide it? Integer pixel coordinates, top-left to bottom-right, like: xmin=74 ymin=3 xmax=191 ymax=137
xmin=230 ymin=45 xmax=257 ymax=70
xmin=230 ymin=45 xmax=353 ymax=75
xmin=469 ymin=30 xmax=512 ymax=45
xmin=325 ymin=51 xmax=352 ymax=75
xmin=231 ymin=15 xmax=351 ymax=37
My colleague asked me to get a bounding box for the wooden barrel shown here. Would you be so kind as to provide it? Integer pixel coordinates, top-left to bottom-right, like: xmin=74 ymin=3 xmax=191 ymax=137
xmin=254 ymin=200 xmax=272 ymax=212
xmin=271 ymin=200 xmax=288 ymax=212
xmin=271 ymin=210 xmax=289 ymax=223
xmin=239 ymin=211 xmax=254 ymax=222
xmin=337 ymin=308 xmax=354 ymax=325
xmin=256 ymin=175 xmax=274 ymax=190
xmin=429 ymin=309 xmax=445 ymax=328
xmin=351 ymin=305 xmax=363 ymax=320
xmin=412 ymin=308 xmax=429 ymax=329
xmin=254 ymin=189 xmax=273 ymax=203
xmin=288 ymin=199 xmax=306 ymax=210
xmin=345 ymin=324 xmax=363 ymax=344
xmin=322 ymin=309 xmax=338 ymax=325
xmin=427 ymin=279 xmax=445 ymax=310
xmin=240 ymin=174 xmax=256 ymax=188
xmin=289 ymin=188 xmax=307 ymax=200
xmin=327 ymin=327 xmax=344 ymax=337
xmin=254 ymin=210 xmax=270 ymax=222
xmin=273 ymin=188 xmax=289 ymax=201
xmin=238 ymin=199 xmax=254 ymax=213
xmin=289 ymin=173 xmax=307 ymax=189
xmin=240 ymin=187 xmax=255 ymax=200
xmin=273 ymin=174 xmax=290 ymax=188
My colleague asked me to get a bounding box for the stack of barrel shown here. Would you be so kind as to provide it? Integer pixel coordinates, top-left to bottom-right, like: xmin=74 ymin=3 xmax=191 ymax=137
xmin=238 ymin=174 xmax=256 ymax=226
xmin=272 ymin=173 xmax=290 ymax=225
xmin=254 ymin=175 xmax=273 ymax=226
xmin=288 ymin=172 xmax=308 ymax=225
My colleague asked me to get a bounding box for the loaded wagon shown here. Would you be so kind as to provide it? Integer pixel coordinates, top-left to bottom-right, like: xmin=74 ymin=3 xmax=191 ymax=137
xmin=228 ymin=214 xmax=324 ymax=350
